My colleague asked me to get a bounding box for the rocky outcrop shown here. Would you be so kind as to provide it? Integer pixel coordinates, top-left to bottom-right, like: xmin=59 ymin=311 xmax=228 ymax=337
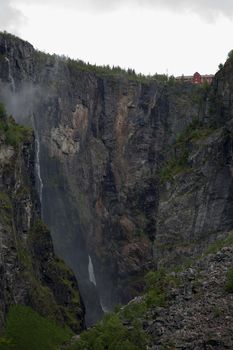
xmin=0 ymin=112 xmax=85 ymax=333
xmin=146 ymin=244 xmax=233 ymax=349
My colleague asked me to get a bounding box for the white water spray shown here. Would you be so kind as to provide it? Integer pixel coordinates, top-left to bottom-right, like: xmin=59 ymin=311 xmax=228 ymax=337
xmin=88 ymin=255 xmax=97 ymax=286
xmin=35 ymin=136 xmax=43 ymax=204
xmin=100 ymin=301 xmax=109 ymax=314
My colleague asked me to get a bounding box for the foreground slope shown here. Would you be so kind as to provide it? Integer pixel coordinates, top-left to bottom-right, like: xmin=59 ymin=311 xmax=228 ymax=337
xmin=65 ymin=235 xmax=233 ymax=349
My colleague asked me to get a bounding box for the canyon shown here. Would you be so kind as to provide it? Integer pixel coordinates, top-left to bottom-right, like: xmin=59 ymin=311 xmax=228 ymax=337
xmin=0 ymin=32 xmax=233 ymax=338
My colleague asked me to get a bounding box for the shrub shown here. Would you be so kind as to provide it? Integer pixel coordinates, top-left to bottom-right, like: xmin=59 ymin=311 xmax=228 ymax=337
xmin=0 ymin=337 xmax=15 ymax=350
xmin=144 ymin=269 xmax=180 ymax=308
xmin=4 ymin=117 xmax=32 ymax=147
xmin=5 ymin=305 xmax=72 ymax=350
xmin=68 ymin=313 xmax=147 ymax=350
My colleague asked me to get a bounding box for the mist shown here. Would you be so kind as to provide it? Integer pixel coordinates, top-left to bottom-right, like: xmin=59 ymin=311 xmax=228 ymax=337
xmin=0 ymin=82 xmax=42 ymax=126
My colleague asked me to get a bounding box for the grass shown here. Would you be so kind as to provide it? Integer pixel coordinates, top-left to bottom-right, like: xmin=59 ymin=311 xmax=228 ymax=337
xmin=3 ymin=305 xmax=72 ymax=350
xmin=205 ymin=232 xmax=233 ymax=255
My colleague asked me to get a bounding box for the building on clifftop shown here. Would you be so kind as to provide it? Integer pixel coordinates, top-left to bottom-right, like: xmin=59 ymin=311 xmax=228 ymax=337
xmin=176 ymin=72 xmax=214 ymax=84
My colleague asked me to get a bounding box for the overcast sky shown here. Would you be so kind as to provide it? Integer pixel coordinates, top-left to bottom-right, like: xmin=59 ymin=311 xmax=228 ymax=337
xmin=1 ymin=0 xmax=233 ymax=76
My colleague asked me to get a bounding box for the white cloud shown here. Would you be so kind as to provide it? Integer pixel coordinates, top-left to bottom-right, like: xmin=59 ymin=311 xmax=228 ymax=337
xmin=11 ymin=0 xmax=233 ymax=19
xmin=0 ymin=0 xmax=26 ymax=33
xmin=2 ymin=0 xmax=233 ymax=34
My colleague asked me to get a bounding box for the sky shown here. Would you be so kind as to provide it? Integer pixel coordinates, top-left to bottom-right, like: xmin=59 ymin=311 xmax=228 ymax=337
xmin=1 ymin=0 xmax=233 ymax=76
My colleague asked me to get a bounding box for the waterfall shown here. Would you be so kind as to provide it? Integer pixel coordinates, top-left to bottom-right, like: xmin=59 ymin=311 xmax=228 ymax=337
xmin=4 ymin=40 xmax=16 ymax=93
xmin=4 ymin=57 xmax=16 ymax=94
xmin=100 ymin=300 xmax=109 ymax=314
xmin=88 ymin=255 xmax=110 ymax=313
xmin=88 ymin=255 xmax=96 ymax=286
xmin=35 ymin=136 xmax=43 ymax=204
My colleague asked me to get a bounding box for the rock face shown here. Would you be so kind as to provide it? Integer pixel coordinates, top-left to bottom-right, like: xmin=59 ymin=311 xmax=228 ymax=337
xmin=0 ymin=32 xmax=233 ymax=325
xmin=155 ymin=61 xmax=233 ymax=268
xmin=0 ymin=114 xmax=85 ymax=333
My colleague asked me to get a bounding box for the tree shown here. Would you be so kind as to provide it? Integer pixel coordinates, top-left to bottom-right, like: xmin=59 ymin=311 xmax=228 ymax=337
xmin=228 ymin=50 xmax=233 ymax=61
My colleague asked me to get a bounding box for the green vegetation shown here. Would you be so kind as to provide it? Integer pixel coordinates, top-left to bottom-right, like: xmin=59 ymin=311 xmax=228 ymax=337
xmin=225 ymin=267 xmax=233 ymax=293
xmin=67 ymin=58 xmax=168 ymax=83
xmin=0 ymin=116 xmax=32 ymax=147
xmin=159 ymin=119 xmax=215 ymax=183
xmin=227 ymin=50 xmax=233 ymax=61
xmin=0 ymin=337 xmax=15 ymax=350
xmin=0 ymin=103 xmax=32 ymax=147
xmin=66 ymin=313 xmax=147 ymax=350
xmin=159 ymin=149 xmax=189 ymax=184
xmin=66 ymin=269 xmax=180 ymax=350
xmin=0 ymin=192 xmax=12 ymax=210
xmin=205 ymin=232 xmax=233 ymax=255
xmin=3 ymin=305 xmax=72 ymax=350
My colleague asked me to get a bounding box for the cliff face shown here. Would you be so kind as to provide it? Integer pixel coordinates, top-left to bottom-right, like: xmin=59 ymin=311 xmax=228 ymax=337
xmin=0 ymin=32 xmax=233 ymax=325
xmin=0 ymin=109 xmax=85 ymax=333
xmin=155 ymin=59 xmax=233 ymax=268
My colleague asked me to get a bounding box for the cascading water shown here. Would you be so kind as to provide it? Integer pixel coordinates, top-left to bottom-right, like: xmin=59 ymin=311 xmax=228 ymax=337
xmin=88 ymin=255 xmax=97 ymax=286
xmin=88 ymin=256 xmax=110 ymax=313
xmin=35 ymin=135 xmax=43 ymax=204
xmin=4 ymin=53 xmax=16 ymax=94
xmin=4 ymin=40 xmax=16 ymax=93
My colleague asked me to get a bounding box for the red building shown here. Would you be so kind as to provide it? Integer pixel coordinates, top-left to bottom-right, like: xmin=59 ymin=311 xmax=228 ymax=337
xmin=193 ymin=72 xmax=202 ymax=84
xmin=175 ymin=72 xmax=214 ymax=85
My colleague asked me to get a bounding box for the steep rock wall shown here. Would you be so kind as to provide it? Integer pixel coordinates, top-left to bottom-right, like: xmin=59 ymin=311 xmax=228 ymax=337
xmin=1 ymin=32 xmax=232 ymax=324
xmin=0 ymin=109 xmax=85 ymax=333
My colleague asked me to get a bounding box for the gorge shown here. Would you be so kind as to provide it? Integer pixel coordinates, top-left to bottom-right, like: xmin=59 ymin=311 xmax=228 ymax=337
xmin=0 ymin=32 xmax=233 ymax=348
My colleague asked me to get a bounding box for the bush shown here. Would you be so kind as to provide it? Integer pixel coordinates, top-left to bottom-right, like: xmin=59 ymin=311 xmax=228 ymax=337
xmin=0 ymin=337 xmax=15 ymax=350
xmin=144 ymin=269 xmax=180 ymax=308
xmin=68 ymin=313 xmax=147 ymax=350
xmin=225 ymin=267 xmax=233 ymax=293
xmin=5 ymin=305 xmax=72 ymax=350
